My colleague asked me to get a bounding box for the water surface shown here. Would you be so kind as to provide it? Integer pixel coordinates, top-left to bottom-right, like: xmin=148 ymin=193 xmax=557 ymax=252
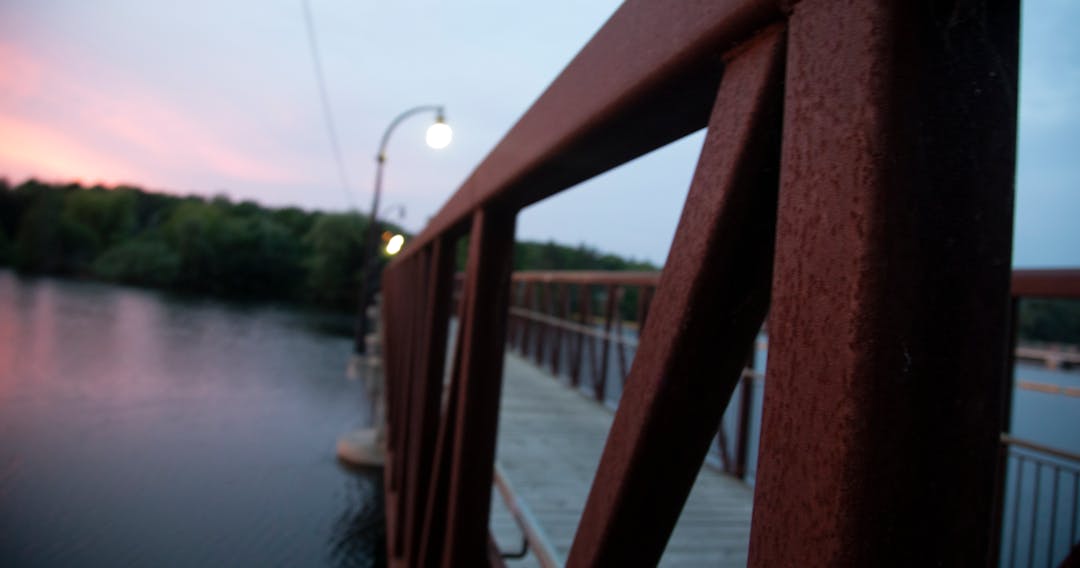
xmin=0 ymin=270 xmax=384 ymax=567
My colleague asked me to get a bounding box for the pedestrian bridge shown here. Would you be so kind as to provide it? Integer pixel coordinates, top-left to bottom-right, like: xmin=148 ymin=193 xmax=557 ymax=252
xmin=370 ymin=2 xmax=1079 ymax=566
xmin=489 ymin=352 xmax=754 ymax=567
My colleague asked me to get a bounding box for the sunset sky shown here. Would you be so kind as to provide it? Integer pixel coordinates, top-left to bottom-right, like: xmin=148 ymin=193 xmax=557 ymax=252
xmin=1 ymin=1 xmax=1077 ymax=266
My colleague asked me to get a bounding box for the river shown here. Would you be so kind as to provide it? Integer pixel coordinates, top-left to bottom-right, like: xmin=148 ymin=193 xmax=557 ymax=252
xmin=0 ymin=270 xmax=384 ymax=567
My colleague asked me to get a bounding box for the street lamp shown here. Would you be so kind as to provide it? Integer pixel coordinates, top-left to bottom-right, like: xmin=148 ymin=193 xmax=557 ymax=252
xmin=355 ymin=105 xmax=451 ymax=354
xmin=385 ymin=234 xmax=405 ymax=256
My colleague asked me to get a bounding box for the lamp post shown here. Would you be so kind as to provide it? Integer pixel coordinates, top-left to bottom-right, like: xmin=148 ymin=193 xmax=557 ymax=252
xmin=355 ymin=105 xmax=451 ymax=354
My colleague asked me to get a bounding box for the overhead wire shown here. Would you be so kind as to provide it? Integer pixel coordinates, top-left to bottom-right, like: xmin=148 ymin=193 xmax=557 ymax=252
xmin=300 ymin=0 xmax=356 ymax=210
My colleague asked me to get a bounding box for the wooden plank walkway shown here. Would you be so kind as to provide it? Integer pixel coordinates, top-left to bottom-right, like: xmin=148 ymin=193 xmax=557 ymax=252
xmin=489 ymin=352 xmax=754 ymax=567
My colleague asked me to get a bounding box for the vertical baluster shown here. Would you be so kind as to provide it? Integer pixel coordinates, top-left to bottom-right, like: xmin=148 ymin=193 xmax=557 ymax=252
xmin=535 ymin=282 xmax=548 ymax=367
xmin=733 ymin=342 xmax=756 ymax=480
xmin=552 ymin=283 xmax=568 ymax=376
xmin=583 ymin=285 xmax=600 ymax=393
xmin=521 ymin=282 xmax=533 ymax=358
xmin=1028 ymin=462 xmax=1042 ymax=568
xmin=569 ymin=284 xmax=585 ymax=388
xmin=1047 ymin=465 xmax=1058 ymax=568
xmin=1010 ymin=455 xmax=1025 ymax=568
xmin=1072 ymin=473 xmax=1078 ymax=546
xmin=614 ymin=287 xmax=628 ymax=384
xmin=595 ymin=284 xmax=617 ymax=402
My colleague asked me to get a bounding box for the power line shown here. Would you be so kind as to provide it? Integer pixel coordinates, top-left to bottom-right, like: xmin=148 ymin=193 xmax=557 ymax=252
xmin=300 ymin=0 xmax=355 ymax=210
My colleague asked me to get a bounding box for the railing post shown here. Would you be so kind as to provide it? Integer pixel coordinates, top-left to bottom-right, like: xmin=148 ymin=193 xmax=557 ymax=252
xmin=535 ymin=282 xmax=549 ymax=367
xmin=521 ymin=281 xmax=534 ymax=358
xmin=552 ymin=283 xmax=569 ymax=376
xmin=399 ymin=238 xmax=455 ymax=566
xmin=613 ymin=287 xmax=628 ymax=383
xmin=440 ymin=207 xmax=516 ymax=567
xmin=989 ymin=296 xmax=1021 ymax=565
xmin=733 ymin=343 xmax=755 ymax=481
xmin=595 ymin=284 xmax=618 ymax=402
xmin=575 ymin=284 xmax=591 ymax=388
xmin=749 ymin=3 xmax=1019 ymax=566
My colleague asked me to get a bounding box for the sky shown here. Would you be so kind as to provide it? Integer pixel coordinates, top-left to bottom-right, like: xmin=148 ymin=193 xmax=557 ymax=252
xmin=0 ymin=0 xmax=1076 ymax=267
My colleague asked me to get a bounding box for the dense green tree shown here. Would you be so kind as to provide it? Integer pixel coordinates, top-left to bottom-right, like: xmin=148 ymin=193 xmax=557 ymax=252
xmin=13 ymin=194 xmax=100 ymax=275
xmin=0 ymin=224 xmax=10 ymax=266
xmin=62 ymin=186 xmax=136 ymax=247
xmin=93 ymin=239 xmax=181 ymax=287
xmin=1019 ymin=299 xmax=1080 ymax=345
xmin=304 ymin=213 xmax=367 ymax=307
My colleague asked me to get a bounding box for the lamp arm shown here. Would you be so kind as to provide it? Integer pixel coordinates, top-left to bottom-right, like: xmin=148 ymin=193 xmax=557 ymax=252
xmin=369 ymin=103 xmax=443 ymax=250
xmin=375 ymin=104 xmax=444 ymax=162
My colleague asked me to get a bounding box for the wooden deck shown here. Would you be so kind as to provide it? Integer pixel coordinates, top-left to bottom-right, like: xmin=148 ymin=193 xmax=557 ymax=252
xmin=489 ymin=352 xmax=754 ymax=567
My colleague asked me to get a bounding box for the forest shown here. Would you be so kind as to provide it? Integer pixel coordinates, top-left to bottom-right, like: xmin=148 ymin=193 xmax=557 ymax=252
xmin=2 ymin=179 xmax=1076 ymax=344
xmin=0 ymin=179 xmax=655 ymax=312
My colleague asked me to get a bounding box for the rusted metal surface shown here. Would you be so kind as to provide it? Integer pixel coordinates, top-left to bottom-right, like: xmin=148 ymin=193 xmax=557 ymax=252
xmin=750 ymin=2 xmax=1019 ymax=566
xmin=399 ymin=238 xmax=455 ymax=566
xmin=377 ymin=0 xmax=1025 ymax=565
xmin=567 ymin=27 xmax=786 ymax=567
xmin=395 ymin=1 xmax=785 ymax=263
xmin=1012 ymin=269 xmax=1080 ymax=299
xmin=440 ymin=209 xmax=516 ymax=567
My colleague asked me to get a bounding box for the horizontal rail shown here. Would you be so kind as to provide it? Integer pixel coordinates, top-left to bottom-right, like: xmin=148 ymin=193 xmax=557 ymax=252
xmin=513 ymin=271 xmax=661 ymax=287
xmin=493 ymin=464 xmax=562 ymax=568
xmin=1002 ymin=434 xmax=1080 ymax=465
xmin=512 ymin=269 xmax=1080 ymax=298
xmin=1011 ymin=269 xmax=1080 ymax=299
xmin=510 ymin=307 xmax=640 ymax=347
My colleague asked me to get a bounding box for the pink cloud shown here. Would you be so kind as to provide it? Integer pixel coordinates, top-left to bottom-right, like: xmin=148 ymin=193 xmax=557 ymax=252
xmin=0 ymin=114 xmax=149 ymax=186
xmin=0 ymin=41 xmax=305 ymax=190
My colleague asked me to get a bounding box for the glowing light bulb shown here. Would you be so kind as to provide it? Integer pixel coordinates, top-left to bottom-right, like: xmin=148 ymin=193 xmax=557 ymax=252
xmin=386 ymin=234 xmax=405 ymax=255
xmin=425 ymin=121 xmax=452 ymax=149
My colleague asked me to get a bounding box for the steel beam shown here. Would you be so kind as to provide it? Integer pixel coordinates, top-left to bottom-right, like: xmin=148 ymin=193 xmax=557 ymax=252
xmin=749 ymin=2 xmax=1019 ymax=565
xmin=567 ymin=27 xmax=786 ymax=567
xmin=441 ymin=208 xmax=516 ymax=567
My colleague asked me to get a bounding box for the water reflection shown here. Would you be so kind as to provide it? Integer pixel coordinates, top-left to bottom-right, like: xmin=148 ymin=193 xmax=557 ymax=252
xmin=0 ymin=270 xmax=383 ymax=567
xmin=329 ymin=468 xmax=386 ymax=568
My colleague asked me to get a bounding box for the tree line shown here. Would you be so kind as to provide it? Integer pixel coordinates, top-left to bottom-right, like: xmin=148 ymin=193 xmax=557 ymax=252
xmin=0 ymin=179 xmax=656 ymax=312
xmin=3 ymin=179 xmax=1073 ymax=345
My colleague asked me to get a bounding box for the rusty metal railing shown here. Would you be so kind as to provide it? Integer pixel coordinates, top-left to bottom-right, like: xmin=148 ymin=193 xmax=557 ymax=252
xmin=503 ymin=269 xmax=1080 ymax=489
xmin=378 ymin=2 xmax=1021 ymax=566
xmin=503 ymin=270 xmax=767 ymax=481
xmin=506 ymin=271 xmax=658 ymax=405
xmin=992 ymin=269 xmax=1080 ymax=567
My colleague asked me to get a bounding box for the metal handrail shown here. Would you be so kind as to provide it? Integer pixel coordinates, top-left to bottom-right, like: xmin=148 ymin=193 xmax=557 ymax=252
xmin=493 ymin=464 xmax=563 ymax=568
xmin=1002 ymin=435 xmax=1080 ymax=465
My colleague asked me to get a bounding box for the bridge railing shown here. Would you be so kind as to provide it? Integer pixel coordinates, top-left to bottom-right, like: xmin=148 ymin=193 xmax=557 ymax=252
xmin=503 ymin=269 xmax=1080 ymax=491
xmin=993 ymin=268 xmax=1080 ymax=567
xmin=506 ymin=271 xmax=657 ymax=405
xmin=998 ymin=436 xmax=1080 ymax=568
xmin=378 ymin=1 xmax=1021 ymax=566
